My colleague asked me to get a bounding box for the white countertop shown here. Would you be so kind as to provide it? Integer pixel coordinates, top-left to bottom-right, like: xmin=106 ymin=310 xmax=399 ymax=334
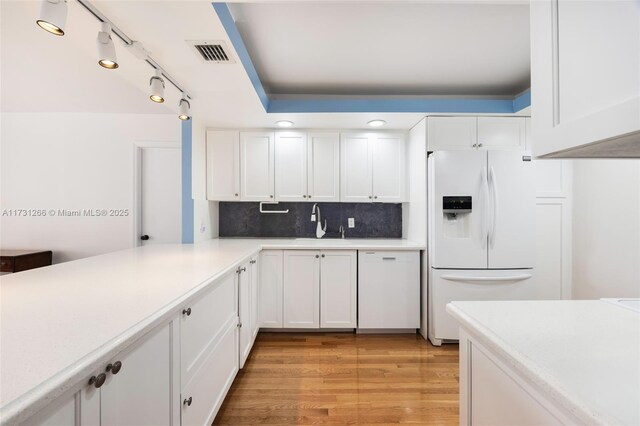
xmin=447 ymin=300 xmax=640 ymax=425
xmin=0 ymin=238 xmax=422 ymax=423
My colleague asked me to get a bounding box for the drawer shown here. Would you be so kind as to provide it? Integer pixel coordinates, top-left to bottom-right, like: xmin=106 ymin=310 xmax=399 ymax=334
xmin=181 ymin=320 xmax=239 ymax=426
xmin=181 ymin=272 xmax=237 ymax=387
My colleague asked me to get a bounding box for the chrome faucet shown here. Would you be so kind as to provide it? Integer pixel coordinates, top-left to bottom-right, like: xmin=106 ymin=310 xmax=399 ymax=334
xmin=339 ymin=225 xmax=345 ymax=239
xmin=311 ymin=203 xmax=326 ymax=239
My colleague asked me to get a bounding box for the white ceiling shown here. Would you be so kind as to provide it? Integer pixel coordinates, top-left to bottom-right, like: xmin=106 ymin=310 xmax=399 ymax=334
xmin=229 ymin=2 xmax=531 ymax=96
xmin=1 ymin=1 xmax=530 ymax=131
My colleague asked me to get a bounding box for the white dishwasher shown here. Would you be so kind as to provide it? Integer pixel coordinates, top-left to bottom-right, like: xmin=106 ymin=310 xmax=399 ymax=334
xmin=358 ymin=250 xmax=420 ymax=329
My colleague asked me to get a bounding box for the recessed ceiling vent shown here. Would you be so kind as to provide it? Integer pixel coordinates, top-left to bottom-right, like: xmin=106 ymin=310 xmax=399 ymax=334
xmin=188 ymin=40 xmax=235 ymax=64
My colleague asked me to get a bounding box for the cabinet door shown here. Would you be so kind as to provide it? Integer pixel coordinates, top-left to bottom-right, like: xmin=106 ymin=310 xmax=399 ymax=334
xmin=275 ymin=132 xmax=307 ymax=201
xmin=27 ymin=394 xmax=77 ymax=426
xmin=206 ymin=130 xmax=240 ymax=200
xmin=307 ymin=132 xmax=340 ymax=202
xmin=320 ymin=250 xmax=356 ymax=328
xmin=249 ymin=257 xmax=260 ymax=339
xmin=101 ymin=323 xmax=173 ymax=426
xmin=427 ymin=117 xmax=477 ymax=151
xmin=259 ymin=250 xmax=283 ymax=328
xmin=340 ymin=133 xmax=373 ymax=202
xmin=181 ymin=273 xmax=236 ymax=386
xmin=240 ymin=132 xmax=275 ymax=201
xmin=238 ymin=261 xmax=252 ymax=368
xmin=283 ymin=250 xmax=320 ymax=328
xmin=372 ymin=134 xmax=406 ymax=202
xmin=530 ymin=0 xmax=639 ymax=157
xmin=477 ymin=117 xmax=526 ymax=150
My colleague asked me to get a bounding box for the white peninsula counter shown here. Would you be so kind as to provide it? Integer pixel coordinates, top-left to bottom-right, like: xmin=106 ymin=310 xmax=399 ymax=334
xmin=447 ymin=300 xmax=640 ymax=425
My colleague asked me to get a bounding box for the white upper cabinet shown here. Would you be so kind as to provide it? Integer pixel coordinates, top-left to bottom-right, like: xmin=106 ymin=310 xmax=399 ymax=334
xmin=240 ymin=132 xmax=275 ymax=201
xmin=307 ymin=132 xmax=340 ymax=202
xmin=477 ymin=117 xmax=526 ymax=150
xmin=206 ymin=130 xmax=240 ymax=201
xmin=341 ymin=133 xmax=373 ymax=202
xmin=372 ymin=134 xmax=406 ymax=202
xmin=530 ymin=0 xmax=640 ymax=157
xmin=428 ymin=117 xmax=526 ymax=151
xmin=427 ymin=117 xmax=477 ymax=150
xmin=275 ymin=132 xmax=308 ymax=202
xmin=341 ymin=132 xmax=406 ymax=202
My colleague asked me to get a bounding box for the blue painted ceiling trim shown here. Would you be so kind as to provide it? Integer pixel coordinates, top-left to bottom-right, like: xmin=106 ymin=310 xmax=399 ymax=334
xmin=212 ymin=2 xmax=270 ymax=111
xmin=212 ymin=2 xmax=531 ymax=114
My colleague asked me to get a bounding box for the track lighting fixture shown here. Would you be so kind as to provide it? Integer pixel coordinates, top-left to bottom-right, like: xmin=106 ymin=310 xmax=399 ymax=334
xmin=36 ymin=0 xmax=67 ymax=36
xmin=149 ymin=70 xmax=165 ymax=103
xmin=97 ymin=22 xmax=118 ymax=69
xmin=178 ymin=96 xmax=191 ymax=121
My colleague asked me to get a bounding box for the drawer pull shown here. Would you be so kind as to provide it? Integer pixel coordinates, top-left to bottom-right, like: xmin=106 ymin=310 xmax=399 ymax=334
xmin=106 ymin=361 xmax=122 ymax=375
xmin=183 ymin=397 xmax=193 ymax=407
xmin=89 ymin=373 xmax=106 ymax=388
xmin=382 ymin=257 xmax=396 ymax=261
xmin=182 ymin=307 xmax=192 ymax=316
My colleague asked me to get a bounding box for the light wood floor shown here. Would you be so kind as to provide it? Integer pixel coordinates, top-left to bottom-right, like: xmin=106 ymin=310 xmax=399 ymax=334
xmin=213 ymin=332 xmax=459 ymax=425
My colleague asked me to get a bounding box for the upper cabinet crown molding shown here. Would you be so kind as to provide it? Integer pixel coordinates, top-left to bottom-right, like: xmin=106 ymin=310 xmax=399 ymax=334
xmin=530 ymin=0 xmax=640 ymax=158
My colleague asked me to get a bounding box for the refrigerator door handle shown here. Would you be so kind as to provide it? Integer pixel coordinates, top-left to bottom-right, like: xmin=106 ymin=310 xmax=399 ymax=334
xmin=481 ymin=166 xmax=490 ymax=248
xmin=488 ymin=166 xmax=498 ymax=249
xmin=441 ymin=274 xmax=532 ymax=283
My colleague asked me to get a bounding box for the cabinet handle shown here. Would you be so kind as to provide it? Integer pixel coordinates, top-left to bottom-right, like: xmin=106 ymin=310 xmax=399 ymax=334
xmin=270 ymin=195 xmax=274 ymax=198
xmin=303 ymin=195 xmax=307 ymax=198
xmin=315 ymin=254 xmax=319 ymax=258
xmin=321 ymin=254 xmax=325 ymax=258
xmin=183 ymin=397 xmax=193 ymax=407
xmin=382 ymin=257 xmax=397 ymax=261
xmin=368 ymin=195 xmax=372 ymax=199
xmin=241 ymin=267 xmax=247 ymax=272
xmin=374 ymin=195 xmax=378 ymax=199
xmin=182 ymin=307 xmax=191 ymax=316
xmin=235 ymin=193 xmax=238 ymax=197
xmin=472 ymin=143 xmax=477 ymax=148
xmin=89 ymin=373 xmax=106 ymax=388
xmin=106 ymin=361 xmax=122 ymax=375
xmin=308 ymin=195 xmax=311 ymax=198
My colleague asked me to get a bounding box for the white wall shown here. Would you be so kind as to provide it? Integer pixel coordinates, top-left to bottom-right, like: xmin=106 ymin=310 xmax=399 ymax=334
xmin=190 ymin=116 xmax=219 ymax=242
xmin=1 ymin=112 xmax=180 ymax=263
xmin=572 ymin=160 xmax=640 ymax=299
xmin=403 ymin=118 xmax=427 ymax=245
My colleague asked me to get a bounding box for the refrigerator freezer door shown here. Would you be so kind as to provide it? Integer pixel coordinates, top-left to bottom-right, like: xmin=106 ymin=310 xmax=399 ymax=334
xmin=428 ymin=268 xmax=536 ymax=343
xmin=487 ymin=151 xmax=536 ymax=269
xmin=430 ymin=150 xmax=488 ymax=269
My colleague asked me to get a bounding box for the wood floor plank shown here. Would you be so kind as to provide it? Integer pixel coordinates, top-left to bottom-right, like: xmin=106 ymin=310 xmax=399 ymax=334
xmin=213 ymin=333 xmax=459 ymax=425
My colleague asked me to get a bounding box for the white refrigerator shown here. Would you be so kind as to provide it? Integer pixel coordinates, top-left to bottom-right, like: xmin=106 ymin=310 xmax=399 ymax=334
xmin=427 ymin=150 xmax=537 ymax=346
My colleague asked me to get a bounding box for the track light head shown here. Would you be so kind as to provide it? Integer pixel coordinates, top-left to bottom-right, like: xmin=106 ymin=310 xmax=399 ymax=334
xmin=36 ymin=0 xmax=67 ymax=36
xmin=149 ymin=69 xmax=165 ymax=103
xmin=97 ymin=22 xmax=118 ymax=69
xmin=178 ymin=96 xmax=191 ymax=121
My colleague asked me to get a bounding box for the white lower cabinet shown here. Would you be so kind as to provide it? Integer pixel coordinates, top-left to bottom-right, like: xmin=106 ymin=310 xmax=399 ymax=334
xmin=459 ymin=329 xmax=579 ymax=425
xmin=238 ymin=257 xmax=259 ymax=368
xmin=27 ymin=394 xmax=77 ymax=426
xmin=259 ymin=250 xmax=284 ymax=328
xmin=181 ymin=319 xmax=239 ymax=426
xmin=319 ymin=251 xmax=357 ymax=328
xmin=249 ymin=256 xmax=260 ymax=339
xmin=283 ymin=250 xmax=320 ymax=328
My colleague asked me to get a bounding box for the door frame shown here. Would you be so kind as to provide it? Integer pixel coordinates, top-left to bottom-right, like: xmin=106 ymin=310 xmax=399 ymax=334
xmin=133 ymin=141 xmax=181 ymax=247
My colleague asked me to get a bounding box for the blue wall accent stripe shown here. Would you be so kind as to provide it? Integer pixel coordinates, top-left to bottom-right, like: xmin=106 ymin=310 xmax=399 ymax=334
xmin=512 ymin=89 xmax=532 ymax=112
xmin=212 ymin=2 xmax=270 ymax=111
xmin=211 ymin=2 xmax=533 ymax=114
xmin=268 ymin=98 xmax=517 ymax=114
xmin=181 ymin=119 xmax=194 ymax=244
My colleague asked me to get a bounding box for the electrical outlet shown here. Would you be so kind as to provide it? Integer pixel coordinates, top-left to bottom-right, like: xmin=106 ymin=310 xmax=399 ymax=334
xmin=348 ymin=218 xmax=355 ymax=228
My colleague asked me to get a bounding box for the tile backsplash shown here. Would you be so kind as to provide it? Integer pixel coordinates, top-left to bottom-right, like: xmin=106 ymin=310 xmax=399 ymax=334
xmin=219 ymin=202 xmax=402 ymax=238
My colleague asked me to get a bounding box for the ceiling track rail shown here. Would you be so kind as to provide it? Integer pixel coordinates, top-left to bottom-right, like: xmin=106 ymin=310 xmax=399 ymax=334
xmin=76 ymin=0 xmax=191 ymax=100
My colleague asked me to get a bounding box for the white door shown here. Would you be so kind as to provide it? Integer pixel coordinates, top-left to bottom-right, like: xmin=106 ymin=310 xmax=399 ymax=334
xmin=477 ymin=117 xmax=526 ymax=150
xmin=430 ymin=150 xmax=488 ymax=269
xmin=372 ymin=134 xmax=406 ymax=202
xmin=307 ymin=132 xmax=340 ymax=202
xmin=240 ymin=132 xmax=274 ymax=201
xmin=283 ymin=250 xmax=320 ymax=328
xmin=320 ymin=250 xmax=357 ymax=328
xmin=139 ymin=146 xmax=181 ymax=245
xmin=340 ymin=133 xmax=372 ymax=202
xmin=275 ymin=131 xmax=307 ymax=201
xmin=206 ymin=130 xmax=240 ymax=201
xmin=238 ymin=261 xmax=252 ymax=368
xmin=259 ymin=250 xmax=283 ymax=328
xmin=427 ymin=117 xmax=477 ymax=151
xmin=101 ymin=323 xmax=172 ymax=425
xmin=487 ymin=151 xmax=535 ymax=269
